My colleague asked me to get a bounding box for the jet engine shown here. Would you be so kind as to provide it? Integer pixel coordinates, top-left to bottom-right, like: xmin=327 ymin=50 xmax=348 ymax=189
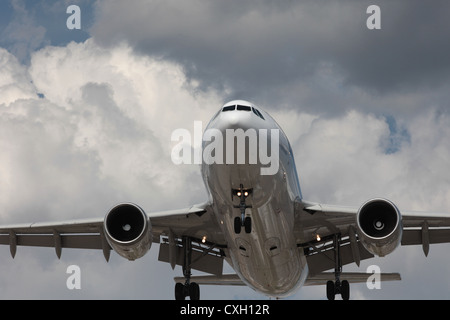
xmin=356 ymin=198 xmax=402 ymax=257
xmin=104 ymin=203 xmax=152 ymax=260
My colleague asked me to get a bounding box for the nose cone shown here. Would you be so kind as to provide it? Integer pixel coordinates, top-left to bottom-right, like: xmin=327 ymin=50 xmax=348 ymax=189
xmin=220 ymin=109 xmax=253 ymax=130
xmin=227 ymin=112 xmax=240 ymax=126
xmin=214 ymin=100 xmax=255 ymax=133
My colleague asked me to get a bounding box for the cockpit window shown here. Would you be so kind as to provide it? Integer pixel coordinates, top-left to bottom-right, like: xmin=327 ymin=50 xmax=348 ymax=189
xmin=222 ymin=104 xmax=264 ymax=120
xmin=222 ymin=105 xmax=235 ymax=112
xmin=252 ymin=107 xmax=265 ymax=120
xmin=236 ymin=105 xmax=251 ymax=111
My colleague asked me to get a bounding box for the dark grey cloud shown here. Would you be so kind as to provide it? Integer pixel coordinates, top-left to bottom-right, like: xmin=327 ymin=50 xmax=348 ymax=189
xmin=91 ymin=0 xmax=450 ymax=114
xmin=338 ymin=1 xmax=450 ymax=93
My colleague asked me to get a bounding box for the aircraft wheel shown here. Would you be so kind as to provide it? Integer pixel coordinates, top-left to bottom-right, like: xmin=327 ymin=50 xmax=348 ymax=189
xmin=341 ymin=280 xmax=350 ymax=300
xmin=234 ymin=217 xmax=241 ymax=234
xmin=175 ymin=282 xmax=186 ymax=300
xmin=326 ymin=280 xmax=335 ymax=300
xmin=244 ymin=217 xmax=252 ymax=233
xmin=189 ymin=282 xmax=200 ymax=300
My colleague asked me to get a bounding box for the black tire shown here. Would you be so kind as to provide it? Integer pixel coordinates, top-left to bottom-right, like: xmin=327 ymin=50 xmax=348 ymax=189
xmin=244 ymin=217 xmax=252 ymax=233
xmin=341 ymin=280 xmax=350 ymax=300
xmin=326 ymin=280 xmax=335 ymax=300
xmin=234 ymin=217 xmax=241 ymax=234
xmin=189 ymin=282 xmax=200 ymax=300
xmin=175 ymin=283 xmax=185 ymax=300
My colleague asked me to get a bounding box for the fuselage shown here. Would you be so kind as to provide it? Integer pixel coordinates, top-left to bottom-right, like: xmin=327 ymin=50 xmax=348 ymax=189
xmin=201 ymin=100 xmax=308 ymax=297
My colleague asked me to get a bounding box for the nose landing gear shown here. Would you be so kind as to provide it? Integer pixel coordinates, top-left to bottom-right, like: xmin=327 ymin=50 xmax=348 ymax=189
xmin=233 ymin=184 xmax=253 ymax=234
xmin=234 ymin=216 xmax=252 ymax=234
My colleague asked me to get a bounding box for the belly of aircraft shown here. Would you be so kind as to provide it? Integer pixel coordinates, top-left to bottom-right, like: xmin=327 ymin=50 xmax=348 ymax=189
xmin=202 ymin=122 xmax=307 ymax=296
xmin=206 ymin=163 xmax=307 ymax=297
xmin=230 ymin=240 xmax=308 ymax=297
xmin=229 ymin=201 xmax=308 ymax=297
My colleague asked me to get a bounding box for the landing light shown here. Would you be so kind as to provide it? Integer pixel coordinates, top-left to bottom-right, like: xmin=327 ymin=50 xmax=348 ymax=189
xmin=202 ymin=236 xmax=207 ymax=244
xmin=316 ymin=234 xmax=321 ymax=242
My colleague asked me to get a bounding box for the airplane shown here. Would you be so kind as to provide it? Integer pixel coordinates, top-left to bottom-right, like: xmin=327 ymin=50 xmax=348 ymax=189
xmin=1 ymin=99 xmax=450 ymax=300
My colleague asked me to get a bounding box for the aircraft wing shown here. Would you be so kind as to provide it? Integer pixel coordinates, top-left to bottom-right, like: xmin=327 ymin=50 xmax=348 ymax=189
xmin=303 ymin=271 xmax=401 ymax=286
xmin=0 ymin=217 xmax=107 ymax=259
xmin=296 ymin=199 xmax=450 ymax=274
xmin=0 ymin=201 xmax=226 ymax=275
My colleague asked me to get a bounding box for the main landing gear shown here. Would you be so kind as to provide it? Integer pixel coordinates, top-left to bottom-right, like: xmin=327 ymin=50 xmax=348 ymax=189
xmin=175 ymin=282 xmax=200 ymax=301
xmin=233 ymin=184 xmax=253 ymax=234
xmin=175 ymin=237 xmax=200 ymax=300
xmin=326 ymin=234 xmax=350 ymax=300
xmin=327 ymin=279 xmax=349 ymax=301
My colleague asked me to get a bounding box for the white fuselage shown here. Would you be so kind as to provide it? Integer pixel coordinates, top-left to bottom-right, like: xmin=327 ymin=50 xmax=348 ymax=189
xmin=201 ymin=100 xmax=308 ymax=297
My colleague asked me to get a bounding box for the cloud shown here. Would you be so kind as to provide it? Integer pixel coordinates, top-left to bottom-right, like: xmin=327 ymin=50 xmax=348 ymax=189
xmin=0 ymin=40 xmax=226 ymax=298
xmin=0 ymin=0 xmax=48 ymax=62
xmin=275 ymin=106 xmax=450 ymax=300
xmin=1 ymin=1 xmax=450 ymax=300
xmin=0 ymin=47 xmax=37 ymax=101
xmin=90 ymin=0 xmax=450 ymax=115
xmin=0 ymin=0 xmax=94 ymax=65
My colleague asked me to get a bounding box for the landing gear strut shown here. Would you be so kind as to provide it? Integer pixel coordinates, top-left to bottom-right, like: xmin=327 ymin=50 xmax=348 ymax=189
xmin=233 ymin=184 xmax=252 ymax=234
xmin=175 ymin=236 xmax=200 ymax=300
xmin=326 ymin=234 xmax=350 ymax=300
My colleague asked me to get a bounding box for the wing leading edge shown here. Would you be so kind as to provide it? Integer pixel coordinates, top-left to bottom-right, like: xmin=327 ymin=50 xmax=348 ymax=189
xmin=0 ymin=218 xmax=107 ymax=259
xmin=297 ymin=199 xmax=450 ymax=275
xmin=0 ymin=201 xmax=227 ymax=275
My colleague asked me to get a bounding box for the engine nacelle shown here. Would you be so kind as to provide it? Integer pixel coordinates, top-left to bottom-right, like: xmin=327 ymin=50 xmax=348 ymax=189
xmin=356 ymin=198 xmax=402 ymax=257
xmin=104 ymin=203 xmax=152 ymax=261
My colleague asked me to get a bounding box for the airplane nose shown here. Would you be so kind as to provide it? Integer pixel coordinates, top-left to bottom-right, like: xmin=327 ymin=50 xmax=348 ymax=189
xmin=217 ymin=111 xmax=253 ymax=132
xmin=228 ymin=113 xmax=240 ymax=126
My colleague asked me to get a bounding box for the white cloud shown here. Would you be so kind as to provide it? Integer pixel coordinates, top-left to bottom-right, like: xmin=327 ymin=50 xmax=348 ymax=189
xmin=281 ymin=107 xmax=450 ymax=300
xmin=275 ymin=107 xmax=450 ymax=213
xmin=0 ymin=39 xmax=225 ymax=298
xmin=0 ymin=47 xmax=36 ymax=104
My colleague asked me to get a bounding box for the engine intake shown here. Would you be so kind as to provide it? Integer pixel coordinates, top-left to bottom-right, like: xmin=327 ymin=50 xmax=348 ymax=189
xmin=104 ymin=203 xmax=152 ymax=260
xmin=356 ymin=198 xmax=402 ymax=257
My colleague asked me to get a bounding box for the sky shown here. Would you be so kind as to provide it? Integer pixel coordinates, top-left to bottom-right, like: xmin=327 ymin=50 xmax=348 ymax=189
xmin=0 ymin=0 xmax=450 ymax=300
